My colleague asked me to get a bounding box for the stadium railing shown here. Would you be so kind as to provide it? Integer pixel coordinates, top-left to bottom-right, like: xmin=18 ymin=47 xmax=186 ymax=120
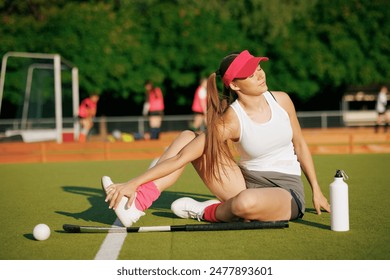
xmin=0 ymin=110 xmax=379 ymax=137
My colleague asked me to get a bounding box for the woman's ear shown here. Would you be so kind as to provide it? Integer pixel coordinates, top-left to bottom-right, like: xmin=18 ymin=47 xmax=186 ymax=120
xmin=229 ymin=82 xmax=240 ymax=91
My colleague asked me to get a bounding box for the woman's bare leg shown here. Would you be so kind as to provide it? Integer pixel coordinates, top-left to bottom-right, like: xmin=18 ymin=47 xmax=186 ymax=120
xmin=192 ymin=114 xmax=205 ymax=130
xmin=191 ymin=152 xmax=247 ymax=201
xmin=149 ymin=116 xmax=162 ymax=128
xmin=156 ymin=132 xmax=297 ymax=222
xmin=217 ymin=188 xmax=298 ymax=222
xmin=191 ymin=152 xmax=298 ymax=222
xmin=151 ymin=130 xmax=198 ymax=191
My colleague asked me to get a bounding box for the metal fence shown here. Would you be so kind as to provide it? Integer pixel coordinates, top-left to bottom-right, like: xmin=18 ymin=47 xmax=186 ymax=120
xmin=0 ymin=110 xmax=375 ymax=138
xmin=296 ymin=111 xmax=345 ymax=128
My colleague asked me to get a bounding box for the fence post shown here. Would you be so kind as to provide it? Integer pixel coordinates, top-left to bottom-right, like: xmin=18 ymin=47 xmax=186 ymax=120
xmin=349 ymin=134 xmax=353 ymax=154
xmin=40 ymin=142 xmax=47 ymax=162
xmin=321 ymin=113 xmax=327 ymax=129
xmin=138 ymin=117 xmax=146 ymax=135
xmin=99 ymin=116 xmax=107 ymax=139
xmin=104 ymin=142 xmax=109 ymax=160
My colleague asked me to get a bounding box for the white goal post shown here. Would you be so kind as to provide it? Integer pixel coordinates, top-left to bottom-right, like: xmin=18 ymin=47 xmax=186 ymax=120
xmin=0 ymin=52 xmax=80 ymax=143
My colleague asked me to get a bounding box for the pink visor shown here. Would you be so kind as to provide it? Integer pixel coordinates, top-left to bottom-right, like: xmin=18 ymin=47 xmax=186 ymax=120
xmin=222 ymin=50 xmax=269 ymax=87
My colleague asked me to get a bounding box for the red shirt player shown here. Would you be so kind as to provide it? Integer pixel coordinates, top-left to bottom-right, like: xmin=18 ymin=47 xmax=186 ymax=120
xmin=191 ymin=78 xmax=207 ymax=131
xmin=144 ymin=81 xmax=164 ymax=139
xmin=78 ymin=94 xmax=99 ymax=142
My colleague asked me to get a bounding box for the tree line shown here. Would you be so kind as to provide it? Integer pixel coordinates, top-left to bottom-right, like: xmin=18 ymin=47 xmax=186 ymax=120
xmin=1 ymin=0 xmax=389 ymax=117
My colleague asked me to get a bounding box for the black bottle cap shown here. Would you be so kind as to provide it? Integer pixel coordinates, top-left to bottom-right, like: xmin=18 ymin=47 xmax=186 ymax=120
xmin=335 ymin=170 xmax=343 ymax=177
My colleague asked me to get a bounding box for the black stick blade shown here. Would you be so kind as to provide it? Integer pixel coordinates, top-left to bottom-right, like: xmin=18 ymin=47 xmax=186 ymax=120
xmin=63 ymin=224 xmax=81 ymax=233
xmin=62 ymin=220 xmax=289 ymax=234
xmin=184 ymin=220 xmax=288 ymax=231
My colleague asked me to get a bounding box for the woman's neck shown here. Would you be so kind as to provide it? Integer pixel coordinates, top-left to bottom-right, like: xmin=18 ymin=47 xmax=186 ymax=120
xmin=238 ymin=92 xmax=271 ymax=123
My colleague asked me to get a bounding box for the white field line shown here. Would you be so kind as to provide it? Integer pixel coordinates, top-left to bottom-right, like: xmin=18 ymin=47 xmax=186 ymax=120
xmin=94 ymin=218 xmax=126 ymax=260
xmin=94 ymin=157 xmax=160 ymax=260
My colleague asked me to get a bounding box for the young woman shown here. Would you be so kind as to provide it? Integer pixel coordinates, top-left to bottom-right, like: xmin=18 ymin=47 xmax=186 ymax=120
xmin=144 ymin=80 xmax=164 ymax=140
xmin=375 ymin=86 xmax=389 ymax=133
xmin=190 ymin=78 xmax=207 ymax=131
xmin=103 ymin=50 xmax=330 ymax=226
xmin=78 ymin=94 xmax=99 ymax=142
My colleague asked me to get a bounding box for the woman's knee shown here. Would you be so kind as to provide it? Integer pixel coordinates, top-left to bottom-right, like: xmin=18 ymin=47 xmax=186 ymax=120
xmin=231 ymin=190 xmax=259 ymax=218
xmin=168 ymin=130 xmax=197 ymax=150
xmin=177 ymin=130 xmax=197 ymax=142
xmin=230 ymin=188 xmax=293 ymax=221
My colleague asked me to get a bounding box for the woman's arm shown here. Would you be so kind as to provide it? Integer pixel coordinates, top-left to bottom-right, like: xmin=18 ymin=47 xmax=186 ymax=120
xmin=274 ymin=91 xmax=331 ymax=214
xmin=107 ymin=133 xmax=206 ymax=209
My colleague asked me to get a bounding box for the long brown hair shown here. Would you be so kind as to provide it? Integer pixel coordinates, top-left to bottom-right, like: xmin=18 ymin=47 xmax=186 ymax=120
xmin=203 ymin=53 xmax=239 ymax=184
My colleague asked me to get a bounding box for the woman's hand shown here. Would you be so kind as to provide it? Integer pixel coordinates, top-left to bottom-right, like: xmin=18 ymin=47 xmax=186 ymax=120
xmin=312 ymin=190 xmax=331 ymax=215
xmin=105 ymin=181 xmax=138 ymax=210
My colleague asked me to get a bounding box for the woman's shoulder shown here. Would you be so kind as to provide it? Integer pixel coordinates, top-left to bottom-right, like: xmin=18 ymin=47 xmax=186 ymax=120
xmin=221 ymin=107 xmax=241 ymax=141
xmin=268 ymin=91 xmax=293 ymax=104
xmin=268 ymin=91 xmax=296 ymax=115
xmin=268 ymin=90 xmax=289 ymax=100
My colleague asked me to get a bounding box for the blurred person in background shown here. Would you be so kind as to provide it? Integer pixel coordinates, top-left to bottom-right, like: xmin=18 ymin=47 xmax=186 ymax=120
xmin=190 ymin=78 xmax=207 ymax=132
xmin=78 ymin=94 xmax=99 ymax=142
xmin=375 ymin=86 xmax=389 ymax=133
xmin=144 ymin=80 xmax=164 ymax=140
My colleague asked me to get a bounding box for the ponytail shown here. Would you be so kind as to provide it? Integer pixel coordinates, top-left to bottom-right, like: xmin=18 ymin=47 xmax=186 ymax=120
xmin=203 ymin=73 xmax=235 ymax=184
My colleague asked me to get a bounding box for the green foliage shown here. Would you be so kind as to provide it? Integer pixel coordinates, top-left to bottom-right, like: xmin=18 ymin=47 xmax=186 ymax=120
xmin=1 ymin=0 xmax=390 ymax=115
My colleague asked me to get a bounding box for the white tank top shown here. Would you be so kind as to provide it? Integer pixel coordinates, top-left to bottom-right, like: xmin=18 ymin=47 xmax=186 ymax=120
xmin=230 ymin=91 xmax=301 ymax=175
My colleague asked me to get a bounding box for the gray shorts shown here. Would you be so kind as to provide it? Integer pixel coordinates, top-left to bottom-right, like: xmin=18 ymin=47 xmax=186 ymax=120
xmin=240 ymin=168 xmax=305 ymax=219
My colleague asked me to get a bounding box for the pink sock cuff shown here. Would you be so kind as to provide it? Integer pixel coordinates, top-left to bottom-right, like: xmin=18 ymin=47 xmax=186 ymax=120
xmin=134 ymin=181 xmax=160 ymax=211
xmin=203 ymin=203 xmax=221 ymax=222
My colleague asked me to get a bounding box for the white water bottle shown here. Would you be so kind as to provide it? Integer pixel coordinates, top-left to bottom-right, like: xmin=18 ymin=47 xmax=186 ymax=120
xmin=330 ymin=170 xmax=349 ymax=231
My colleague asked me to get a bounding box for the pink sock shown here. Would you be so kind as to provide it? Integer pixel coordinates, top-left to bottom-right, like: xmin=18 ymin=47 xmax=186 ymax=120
xmin=203 ymin=203 xmax=221 ymax=222
xmin=134 ymin=181 xmax=160 ymax=211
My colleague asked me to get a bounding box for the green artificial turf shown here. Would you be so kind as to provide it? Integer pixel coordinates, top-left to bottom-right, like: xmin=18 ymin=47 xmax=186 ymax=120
xmin=0 ymin=154 xmax=389 ymax=260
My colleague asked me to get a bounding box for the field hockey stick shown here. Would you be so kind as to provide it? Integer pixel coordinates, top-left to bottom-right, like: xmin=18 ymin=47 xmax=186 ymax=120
xmin=63 ymin=220 xmax=289 ymax=233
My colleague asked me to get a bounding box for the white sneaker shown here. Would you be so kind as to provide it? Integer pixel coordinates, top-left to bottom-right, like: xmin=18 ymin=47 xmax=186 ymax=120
xmin=101 ymin=176 xmax=145 ymax=227
xmin=171 ymin=197 xmax=220 ymax=221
